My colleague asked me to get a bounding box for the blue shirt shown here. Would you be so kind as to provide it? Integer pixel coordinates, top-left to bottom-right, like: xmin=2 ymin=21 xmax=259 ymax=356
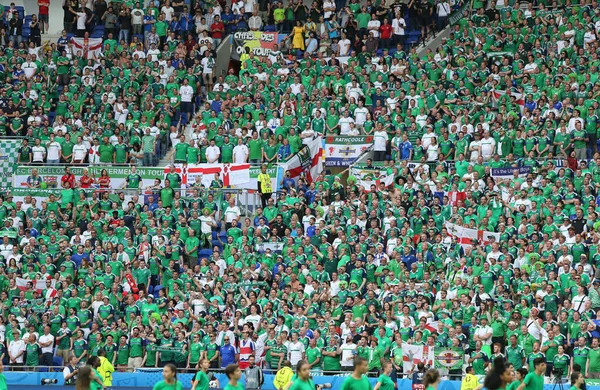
xmin=400 ymin=141 xmax=413 ymax=160
xmin=71 ymin=252 xmax=90 ymax=267
xmin=220 ymin=344 xmax=237 ymax=367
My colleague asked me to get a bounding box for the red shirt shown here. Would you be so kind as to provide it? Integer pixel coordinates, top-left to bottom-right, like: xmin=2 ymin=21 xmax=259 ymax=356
xmin=80 ymin=175 xmax=93 ymax=189
xmin=38 ymin=0 xmax=49 ymax=14
xmin=210 ymin=22 xmax=224 ymax=39
xmin=61 ymin=173 xmax=75 ymax=189
xmin=380 ymin=24 xmax=392 ymax=39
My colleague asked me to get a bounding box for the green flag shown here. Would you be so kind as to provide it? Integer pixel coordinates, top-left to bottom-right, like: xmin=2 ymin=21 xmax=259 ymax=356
xmin=434 ymin=348 xmax=464 ymax=370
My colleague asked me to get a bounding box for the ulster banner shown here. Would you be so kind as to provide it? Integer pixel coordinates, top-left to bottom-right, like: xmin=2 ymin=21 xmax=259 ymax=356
xmin=445 ymin=222 xmax=500 ymax=247
xmin=71 ymin=37 xmax=103 ymax=59
xmin=402 ymin=344 xmax=435 ymax=373
xmin=231 ymin=31 xmax=278 ymax=61
xmin=349 ymin=166 xmax=394 ymax=191
xmin=284 ymin=136 xmax=324 ymax=183
xmin=325 ymin=136 xmax=373 ymax=167
xmin=167 ymin=163 xmax=251 ymax=188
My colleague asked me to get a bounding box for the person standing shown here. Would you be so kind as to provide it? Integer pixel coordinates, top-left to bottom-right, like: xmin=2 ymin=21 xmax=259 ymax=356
xmin=288 ymin=360 xmax=316 ymax=390
xmin=38 ymin=326 xmax=55 ymax=368
xmin=373 ymin=360 xmax=395 ymax=390
xmin=153 ymin=364 xmax=183 ymax=390
xmin=245 ymin=356 xmax=264 ymax=390
xmin=518 ymin=358 xmax=546 ymax=390
xmin=257 ymin=165 xmax=272 ymax=208
xmin=224 ymin=364 xmax=244 ymax=390
xmin=191 ymin=358 xmax=219 ymax=390
xmin=340 ymin=356 xmax=373 ymax=390
xmin=98 ymin=349 xmax=115 ymax=387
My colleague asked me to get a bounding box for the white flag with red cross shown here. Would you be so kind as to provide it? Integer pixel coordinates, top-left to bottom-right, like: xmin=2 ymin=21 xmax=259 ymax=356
xmin=445 ymin=222 xmax=500 ymax=248
xmin=70 ymin=37 xmax=103 ymax=59
xmin=167 ymin=163 xmax=251 ymax=188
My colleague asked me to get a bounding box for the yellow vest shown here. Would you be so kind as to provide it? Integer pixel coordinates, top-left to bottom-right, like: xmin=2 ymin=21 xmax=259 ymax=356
xmin=258 ymin=173 xmax=272 ymax=193
xmin=98 ymin=356 xmax=115 ymax=386
xmin=461 ymin=373 xmax=478 ymax=390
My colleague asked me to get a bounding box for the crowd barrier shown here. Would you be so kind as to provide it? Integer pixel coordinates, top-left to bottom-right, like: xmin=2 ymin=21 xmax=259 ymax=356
xmin=6 ymin=371 xmax=600 ymax=390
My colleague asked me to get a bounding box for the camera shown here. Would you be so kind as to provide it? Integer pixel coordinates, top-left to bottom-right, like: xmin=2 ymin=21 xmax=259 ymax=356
xmin=552 ymin=368 xmax=563 ymax=377
xmin=41 ymin=379 xmax=58 ymax=385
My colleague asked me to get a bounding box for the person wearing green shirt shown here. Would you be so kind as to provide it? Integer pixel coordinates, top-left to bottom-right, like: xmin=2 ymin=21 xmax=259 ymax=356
xmin=152 ymin=363 xmax=184 ymax=390
xmin=519 ymin=358 xmax=546 ymax=390
xmin=305 ymin=338 xmax=321 ymax=371
xmin=373 ymin=361 xmax=395 ymax=390
xmin=223 ymin=363 xmax=244 ymax=390
xmin=289 ymin=360 xmax=318 ymax=390
xmin=571 ymin=338 xmax=590 ymax=374
xmin=469 ymin=341 xmax=489 ymax=375
xmin=588 ymin=338 xmax=600 ymax=378
xmin=570 ymin=371 xmax=585 ymax=390
xmin=340 ymin=356 xmax=373 ymax=390
xmin=25 ymin=335 xmax=40 ymax=368
xmin=125 ymin=166 xmax=143 ymax=189
xmin=174 ymin=135 xmax=189 ymax=163
xmin=191 ymin=358 xmax=217 ymax=390
xmin=553 ymin=346 xmax=570 ymax=377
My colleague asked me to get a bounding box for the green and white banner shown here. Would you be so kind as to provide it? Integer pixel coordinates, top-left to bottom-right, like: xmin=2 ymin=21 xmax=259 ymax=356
xmin=0 ymin=139 xmax=21 ymax=188
xmin=13 ymin=165 xmax=166 ymax=189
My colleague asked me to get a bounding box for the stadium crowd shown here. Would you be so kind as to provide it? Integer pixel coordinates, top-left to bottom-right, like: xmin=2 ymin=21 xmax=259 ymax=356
xmin=2 ymin=0 xmax=600 ymax=386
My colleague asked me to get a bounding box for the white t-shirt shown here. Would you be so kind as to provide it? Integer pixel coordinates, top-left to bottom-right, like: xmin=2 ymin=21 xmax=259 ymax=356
xmin=205 ymin=145 xmax=220 ymax=162
xmin=39 ymin=334 xmax=54 ymax=353
xmin=32 ymin=145 xmax=46 ymax=162
xmin=224 ymin=206 xmax=241 ymax=223
xmin=46 ymin=141 xmax=61 ymax=160
xmin=76 ymin=12 xmax=87 ymax=30
xmin=200 ymin=215 xmax=214 ymax=234
xmin=161 ymin=6 xmax=174 ymax=21
xmin=392 ymin=17 xmax=405 ymax=35
xmin=354 ymin=107 xmax=369 ymax=125
xmin=373 ymin=130 xmax=388 ymax=151
xmin=367 ymin=19 xmax=381 ymax=37
xmin=201 ymin=57 xmax=215 ymax=74
xmin=338 ymin=116 xmax=355 ymax=135
xmin=22 ymin=61 xmax=37 ymax=78
xmin=287 ymin=341 xmax=305 ymax=365
xmin=180 ymin=85 xmax=194 ymax=102
xmin=340 ymin=342 xmax=357 ymax=367
xmin=339 ymin=39 xmax=351 ymax=55
xmin=73 ymin=143 xmax=87 ymax=161
xmin=233 ymin=144 xmax=249 ymax=163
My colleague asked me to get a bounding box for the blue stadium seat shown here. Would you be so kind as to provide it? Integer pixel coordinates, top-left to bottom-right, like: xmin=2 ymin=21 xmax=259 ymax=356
xmin=152 ymin=285 xmax=163 ymax=294
xmin=91 ymin=30 xmax=103 ymax=38
xmin=53 ymin=356 xmax=63 ymax=367
xmin=199 ymin=249 xmax=212 ymax=259
xmin=264 ymin=25 xmax=276 ymax=32
xmin=211 ymin=240 xmax=223 ymax=250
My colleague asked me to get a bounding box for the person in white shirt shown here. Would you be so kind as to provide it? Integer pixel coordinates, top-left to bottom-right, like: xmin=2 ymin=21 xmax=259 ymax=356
xmin=22 ymin=58 xmax=37 ymax=79
xmin=354 ymin=100 xmax=369 ymax=127
xmin=480 ymin=131 xmax=496 ymax=161
xmin=367 ymin=16 xmax=381 ymax=37
xmin=340 ymin=335 xmax=357 ymax=369
xmin=8 ymin=330 xmax=26 ymax=366
xmin=338 ymin=111 xmax=355 ymax=135
xmin=72 ymin=136 xmax=88 ymax=163
xmin=223 ymin=199 xmax=241 ymax=227
xmin=31 ymin=139 xmax=46 ymax=163
xmin=392 ymin=13 xmax=406 ymax=47
xmin=323 ymin=0 xmax=335 ymax=19
xmin=205 ymin=139 xmax=220 ymax=163
xmin=339 ymin=32 xmax=351 ymax=56
xmin=248 ymin=10 xmax=262 ymax=30
xmin=45 ymin=134 xmax=62 ymax=164
xmin=373 ymin=124 xmax=389 ymax=161
xmin=287 ymin=333 xmax=305 ymax=366
xmin=436 ymin=1 xmax=451 ymax=27
xmin=179 ymin=78 xmax=194 ymax=118
xmin=161 ymin=2 xmax=175 ymax=21
xmin=39 ymin=325 xmax=55 ymax=367
xmin=233 ymin=138 xmax=249 ymax=163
